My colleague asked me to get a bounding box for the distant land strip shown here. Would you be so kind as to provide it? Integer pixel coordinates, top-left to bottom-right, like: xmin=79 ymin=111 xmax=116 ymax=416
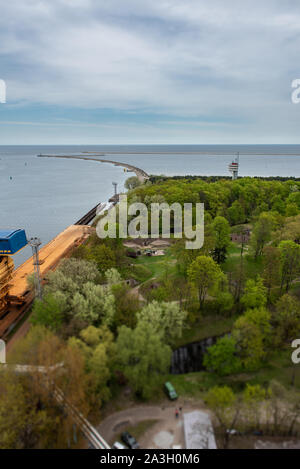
xmin=82 ymin=151 xmax=300 ymax=156
xmin=37 ymin=154 xmax=149 ymax=182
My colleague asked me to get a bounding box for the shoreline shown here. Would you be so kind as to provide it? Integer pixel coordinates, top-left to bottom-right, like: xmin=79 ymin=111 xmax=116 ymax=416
xmin=38 ymin=154 xmax=149 ymax=182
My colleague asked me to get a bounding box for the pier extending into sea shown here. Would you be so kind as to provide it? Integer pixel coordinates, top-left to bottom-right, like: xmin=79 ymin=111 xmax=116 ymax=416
xmin=38 ymin=154 xmax=149 ymax=182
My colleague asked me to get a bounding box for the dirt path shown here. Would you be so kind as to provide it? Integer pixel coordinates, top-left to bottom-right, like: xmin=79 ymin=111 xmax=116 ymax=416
xmin=130 ymin=279 xmax=150 ymax=302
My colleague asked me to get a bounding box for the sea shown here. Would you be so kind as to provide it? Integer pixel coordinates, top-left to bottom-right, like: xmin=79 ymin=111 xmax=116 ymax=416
xmin=1 ymin=144 xmax=300 ymax=266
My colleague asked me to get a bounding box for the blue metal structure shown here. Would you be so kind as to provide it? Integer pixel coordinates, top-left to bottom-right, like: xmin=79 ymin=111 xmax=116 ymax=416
xmin=0 ymin=230 xmax=27 ymax=255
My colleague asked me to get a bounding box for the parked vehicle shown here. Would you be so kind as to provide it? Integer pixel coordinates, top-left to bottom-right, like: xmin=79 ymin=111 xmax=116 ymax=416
xmin=164 ymin=382 xmax=178 ymax=400
xmin=121 ymin=431 xmax=139 ymax=449
xmin=112 ymin=441 xmax=126 ymax=449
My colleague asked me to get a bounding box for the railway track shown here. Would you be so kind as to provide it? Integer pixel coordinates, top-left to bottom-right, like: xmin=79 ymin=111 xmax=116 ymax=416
xmin=54 ymin=386 xmax=110 ymax=449
xmin=75 ymin=203 xmax=106 ymax=226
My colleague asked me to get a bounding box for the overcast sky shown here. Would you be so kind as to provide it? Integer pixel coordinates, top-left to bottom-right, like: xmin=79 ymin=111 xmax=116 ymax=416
xmin=0 ymin=0 xmax=300 ymax=144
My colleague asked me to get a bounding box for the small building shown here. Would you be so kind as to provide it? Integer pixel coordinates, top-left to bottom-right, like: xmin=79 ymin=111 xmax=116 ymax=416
xmin=231 ymin=228 xmax=251 ymax=244
xmin=183 ymin=411 xmax=217 ymax=449
xmin=126 ymin=250 xmax=139 ymax=259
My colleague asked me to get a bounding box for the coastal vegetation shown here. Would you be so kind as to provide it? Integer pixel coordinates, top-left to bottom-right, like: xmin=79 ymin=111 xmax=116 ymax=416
xmin=3 ymin=175 xmax=300 ymax=448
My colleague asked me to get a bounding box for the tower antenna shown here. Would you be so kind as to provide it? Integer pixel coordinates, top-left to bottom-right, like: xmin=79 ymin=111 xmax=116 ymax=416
xmin=28 ymin=237 xmax=42 ymax=300
xmin=228 ymin=152 xmax=239 ymax=180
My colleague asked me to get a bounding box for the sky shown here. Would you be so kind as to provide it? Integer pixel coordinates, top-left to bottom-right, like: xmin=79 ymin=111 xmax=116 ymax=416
xmin=0 ymin=0 xmax=300 ymax=144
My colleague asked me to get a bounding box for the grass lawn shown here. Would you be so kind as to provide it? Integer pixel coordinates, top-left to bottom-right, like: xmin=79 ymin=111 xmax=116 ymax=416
xmin=227 ymin=243 xmax=244 ymax=256
xmin=222 ymin=250 xmax=263 ymax=279
xmin=174 ymin=315 xmax=236 ymax=348
xmin=167 ymin=347 xmax=300 ymax=401
xmin=132 ymin=248 xmax=177 ymax=280
xmin=167 ymin=371 xmax=220 ymax=398
xmin=229 ymin=348 xmax=300 ymax=391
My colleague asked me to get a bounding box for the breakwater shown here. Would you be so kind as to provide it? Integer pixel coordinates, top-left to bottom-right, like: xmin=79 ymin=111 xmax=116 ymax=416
xmin=38 ymin=154 xmax=149 ymax=182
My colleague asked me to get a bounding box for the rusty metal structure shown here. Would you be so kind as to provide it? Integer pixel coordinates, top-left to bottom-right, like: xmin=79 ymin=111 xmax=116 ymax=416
xmin=0 ymin=256 xmax=14 ymax=315
xmin=0 ymin=230 xmax=28 ymax=318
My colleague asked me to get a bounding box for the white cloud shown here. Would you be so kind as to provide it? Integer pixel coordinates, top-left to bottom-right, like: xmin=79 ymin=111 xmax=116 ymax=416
xmin=0 ymin=0 xmax=300 ymax=142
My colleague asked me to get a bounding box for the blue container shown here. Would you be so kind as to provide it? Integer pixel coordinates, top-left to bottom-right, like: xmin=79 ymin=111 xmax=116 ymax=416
xmin=0 ymin=229 xmax=27 ymax=255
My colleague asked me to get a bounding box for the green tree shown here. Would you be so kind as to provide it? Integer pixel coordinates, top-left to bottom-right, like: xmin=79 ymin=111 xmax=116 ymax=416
xmin=88 ymin=343 xmax=111 ymax=402
xmin=251 ymin=212 xmax=274 ymax=258
xmin=241 ymin=276 xmax=267 ymax=309
xmin=6 ymin=326 xmax=93 ymax=448
xmin=273 ymin=294 xmax=300 ymax=344
xmin=46 ymin=258 xmax=99 ymax=293
xmin=116 ymin=322 xmax=171 ymax=398
xmin=204 ymin=336 xmax=241 ymax=376
xmin=285 ymin=203 xmax=299 ymax=217
xmin=87 ymin=244 xmax=116 ymax=274
xmin=44 ymin=258 xmax=116 ymax=328
xmin=243 ymin=384 xmax=267 ymax=430
xmin=31 ymin=293 xmax=65 ymax=332
xmin=279 ymin=240 xmax=300 ymax=292
xmin=262 ymin=246 xmax=280 ymax=302
xmin=105 ymin=268 xmax=122 ymax=285
xmin=71 ymin=282 xmax=115 ymax=326
xmin=244 ymin=307 xmax=271 ymax=341
xmin=111 ymin=283 xmax=139 ymax=329
xmin=79 ymin=324 xmax=114 ymax=349
xmin=67 ymin=325 xmax=115 ymax=406
xmin=232 ymin=315 xmax=265 ymax=371
xmin=205 ymin=386 xmax=239 ymax=449
xmin=212 ymin=216 xmax=231 ymax=264
xmin=287 ymin=191 xmax=300 ymax=209
xmin=0 ymin=371 xmax=51 ymax=449
xmin=228 ymin=201 xmax=246 ymax=225
xmin=187 ymin=256 xmax=225 ymax=309
xmin=125 ymin=176 xmax=141 ymax=190
xmin=172 ymin=239 xmax=202 ymax=277
xmin=214 ymin=291 xmax=234 ymax=316
xmin=137 ymin=300 xmax=187 ymax=343
xmin=278 ymin=214 xmax=300 ymax=244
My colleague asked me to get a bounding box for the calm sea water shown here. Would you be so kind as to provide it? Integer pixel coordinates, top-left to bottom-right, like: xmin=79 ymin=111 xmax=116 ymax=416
xmin=1 ymin=144 xmax=300 ymax=265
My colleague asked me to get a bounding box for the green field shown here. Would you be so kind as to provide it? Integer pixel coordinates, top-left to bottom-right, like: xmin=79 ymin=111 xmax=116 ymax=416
xmin=174 ymin=315 xmax=236 ymax=348
xmin=166 ymin=347 xmax=300 ymax=400
xmin=132 ymin=248 xmax=177 ymax=280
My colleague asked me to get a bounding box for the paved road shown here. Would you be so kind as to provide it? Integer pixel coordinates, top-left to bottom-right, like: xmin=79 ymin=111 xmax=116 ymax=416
xmin=97 ymin=401 xmax=202 ymax=448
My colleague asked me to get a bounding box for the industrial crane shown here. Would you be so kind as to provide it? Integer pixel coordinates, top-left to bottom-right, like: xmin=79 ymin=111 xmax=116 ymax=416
xmin=0 ymin=230 xmax=27 ymax=316
xmin=0 ymin=230 xmax=42 ymax=317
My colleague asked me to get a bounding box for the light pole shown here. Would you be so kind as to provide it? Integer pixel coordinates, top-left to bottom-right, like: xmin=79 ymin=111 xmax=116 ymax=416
xmin=112 ymin=182 xmax=118 ymax=196
xmin=28 ymin=237 xmax=42 ymax=300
